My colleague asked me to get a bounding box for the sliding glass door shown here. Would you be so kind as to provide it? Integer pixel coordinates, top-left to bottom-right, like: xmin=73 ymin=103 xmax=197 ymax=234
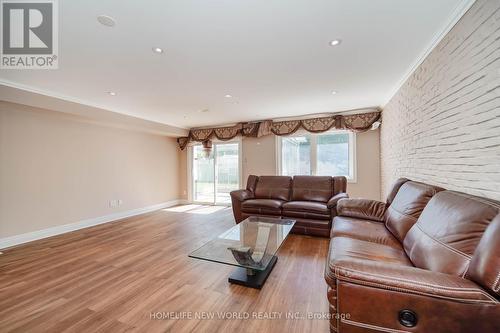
xmin=192 ymin=142 xmax=240 ymax=205
xmin=192 ymin=145 xmax=215 ymax=203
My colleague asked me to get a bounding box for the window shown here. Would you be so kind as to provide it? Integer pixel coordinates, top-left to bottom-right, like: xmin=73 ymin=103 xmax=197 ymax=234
xmin=190 ymin=142 xmax=241 ymax=205
xmin=280 ymin=136 xmax=311 ymax=176
xmin=278 ymin=131 xmax=355 ymax=180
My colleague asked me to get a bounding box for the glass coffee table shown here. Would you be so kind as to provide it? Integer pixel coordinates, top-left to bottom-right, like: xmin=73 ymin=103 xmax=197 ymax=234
xmin=189 ymin=216 xmax=295 ymax=289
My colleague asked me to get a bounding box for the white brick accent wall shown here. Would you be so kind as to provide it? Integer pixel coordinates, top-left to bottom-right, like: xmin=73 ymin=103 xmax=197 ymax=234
xmin=381 ymin=0 xmax=500 ymax=201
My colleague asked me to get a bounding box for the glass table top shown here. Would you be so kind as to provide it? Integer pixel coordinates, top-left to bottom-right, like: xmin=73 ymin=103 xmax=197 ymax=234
xmin=189 ymin=216 xmax=296 ymax=271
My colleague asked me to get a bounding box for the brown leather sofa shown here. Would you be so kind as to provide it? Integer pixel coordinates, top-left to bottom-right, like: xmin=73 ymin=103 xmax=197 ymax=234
xmin=325 ymin=178 xmax=500 ymax=332
xmin=230 ymin=175 xmax=348 ymax=237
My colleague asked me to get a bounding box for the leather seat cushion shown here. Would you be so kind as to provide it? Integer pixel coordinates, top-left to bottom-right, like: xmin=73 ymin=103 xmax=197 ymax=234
xmin=241 ymin=199 xmax=285 ymax=215
xmin=282 ymin=201 xmax=330 ymax=220
xmin=331 ymin=216 xmax=401 ymax=248
xmin=327 ymin=237 xmax=413 ymax=275
xmin=325 ymin=236 xmax=412 ymax=288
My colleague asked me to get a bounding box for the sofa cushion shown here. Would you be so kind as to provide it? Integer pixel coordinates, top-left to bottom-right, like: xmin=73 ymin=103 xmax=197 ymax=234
xmin=385 ymin=181 xmax=444 ymax=242
xmin=404 ymin=191 xmax=500 ymax=277
xmin=254 ymin=176 xmax=292 ymax=201
xmin=328 ymin=259 xmax=498 ymax=304
xmin=331 ymin=216 xmax=401 ymax=248
xmin=291 ymin=176 xmax=332 ymax=202
xmin=385 ymin=177 xmax=409 ymax=205
xmin=246 ymin=174 xmax=259 ymax=192
xmin=282 ymin=201 xmax=330 ymax=220
xmin=326 ymin=238 xmax=412 ymax=285
xmin=332 ymin=176 xmax=347 ymax=195
xmin=241 ymin=199 xmax=285 ymax=215
xmin=337 ymin=198 xmax=386 ymax=222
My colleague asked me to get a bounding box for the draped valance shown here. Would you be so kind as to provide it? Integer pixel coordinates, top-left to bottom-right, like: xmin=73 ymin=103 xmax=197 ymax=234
xmin=177 ymin=111 xmax=381 ymax=150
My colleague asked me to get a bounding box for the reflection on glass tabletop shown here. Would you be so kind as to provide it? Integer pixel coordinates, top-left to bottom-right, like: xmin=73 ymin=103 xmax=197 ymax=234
xmin=189 ymin=216 xmax=295 ymax=271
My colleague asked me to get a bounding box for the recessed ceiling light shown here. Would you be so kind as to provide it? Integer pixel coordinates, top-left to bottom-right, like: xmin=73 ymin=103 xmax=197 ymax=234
xmin=152 ymin=47 xmax=163 ymax=54
xmin=107 ymin=91 xmax=116 ymax=96
xmin=329 ymin=39 xmax=341 ymax=46
xmin=224 ymin=94 xmax=232 ymax=98
xmin=331 ymin=90 xmax=338 ymax=95
xmin=97 ymin=15 xmax=116 ymax=27
xmin=200 ymin=109 xmax=210 ymax=113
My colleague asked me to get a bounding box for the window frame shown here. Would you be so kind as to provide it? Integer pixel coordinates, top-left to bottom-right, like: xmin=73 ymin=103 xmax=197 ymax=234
xmin=276 ymin=130 xmax=357 ymax=182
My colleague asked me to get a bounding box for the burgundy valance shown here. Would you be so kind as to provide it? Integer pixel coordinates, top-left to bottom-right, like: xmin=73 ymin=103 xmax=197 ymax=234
xmin=177 ymin=111 xmax=381 ymax=150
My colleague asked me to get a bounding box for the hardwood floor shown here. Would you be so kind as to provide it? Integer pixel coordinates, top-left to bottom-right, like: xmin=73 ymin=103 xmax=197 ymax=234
xmin=0 ymin=205 xmax=330 ymax=333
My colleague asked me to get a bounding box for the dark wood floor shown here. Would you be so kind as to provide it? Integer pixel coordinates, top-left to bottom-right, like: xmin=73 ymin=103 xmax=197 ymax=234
xmin=0 ymin=205 xmax=330 ymax=333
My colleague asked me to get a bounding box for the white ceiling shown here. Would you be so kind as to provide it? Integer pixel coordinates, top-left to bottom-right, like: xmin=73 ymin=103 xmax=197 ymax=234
xmin=0 ymin=0 xmax=473 ymax=130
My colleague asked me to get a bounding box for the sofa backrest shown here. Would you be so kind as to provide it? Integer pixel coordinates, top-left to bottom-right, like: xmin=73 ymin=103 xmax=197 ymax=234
xmin=254 ymin=176 xmax=292 ymax=201
xmin=404 ymin=191 xmax=500 ymax=277
xmin=467 ymin=214 xmax=500 ymax=297
xmin=246 ymin=175 xmax=259 ymax=193
xmin=385 ymin=181 xmax=444 ymax=242
xmin=385 ymin=178 xmax=409 ymax=205
xmin=291 ymin=176 xmax=333 ymax=202
xmin=332 ymin=176 xmax=347 ymax=196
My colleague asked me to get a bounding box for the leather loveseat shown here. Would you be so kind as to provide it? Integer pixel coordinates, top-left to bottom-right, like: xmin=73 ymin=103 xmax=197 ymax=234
xmin=325 ymin=178 xmax=500 ymax=332
xmin=230 ymin=175 xmax=348 ymax=237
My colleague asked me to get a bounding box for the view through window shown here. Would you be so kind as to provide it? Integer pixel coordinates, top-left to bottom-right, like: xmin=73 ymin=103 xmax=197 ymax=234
xmin=280 ymin=131 xmax=354 ymax=179
xmin=192 ymin=143 xmax=240 ymax=204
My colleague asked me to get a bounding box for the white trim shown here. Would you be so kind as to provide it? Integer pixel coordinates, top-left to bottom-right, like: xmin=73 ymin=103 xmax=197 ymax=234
xmin=310 ymin=135 xmax=318 ymax=177
xmin=348 ymin=132 xmax=357 ymax=183
xmin=238 ymin=139 xmax=244 ymax=190
xmin=0 ymin=200 xmax=183 ymax=250
xmin=382 ymin=0 xmax=476 ymax=106
xmin=187 ymin=146 xmax=194 ymax=202
xmin=275 ymin=135 xmax=282 ymax=175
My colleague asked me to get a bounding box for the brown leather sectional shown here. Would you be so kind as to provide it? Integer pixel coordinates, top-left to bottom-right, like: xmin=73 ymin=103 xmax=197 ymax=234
xmin=230 ymin=175 xmax=348 ymax=237
xmin=325 ymin=178 xmax=500 ymax=332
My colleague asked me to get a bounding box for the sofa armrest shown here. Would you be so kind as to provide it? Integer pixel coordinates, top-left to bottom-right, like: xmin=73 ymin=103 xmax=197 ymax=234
xmin=327 ymin=259 xmax=498 ymax=304
xmin=230 ymin=189 xmax=253 ymax=202
xmin=327 ymin=192 xmax=349 ymax=209
xmin=336 ymin=198 xmax=386 ymax=222
xmin=230 ymin=189 xmax=253 ymax=223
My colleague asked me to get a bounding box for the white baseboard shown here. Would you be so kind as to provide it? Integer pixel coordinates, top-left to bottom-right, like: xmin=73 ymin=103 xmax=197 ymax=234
xmin=0 ymin=199 xmax=183 ymax=250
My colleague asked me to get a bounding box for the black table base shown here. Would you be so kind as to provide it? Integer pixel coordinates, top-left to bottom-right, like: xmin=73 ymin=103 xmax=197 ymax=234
xmin=228 ymin=256 xmax=278 ymax=289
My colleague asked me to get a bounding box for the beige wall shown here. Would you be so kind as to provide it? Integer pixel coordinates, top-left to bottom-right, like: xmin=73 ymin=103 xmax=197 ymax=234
xmin=0 ymin=102 xmax=181 ymax=238
xmin=179 ymin=148 xmax=188 ymax=200
xmin=381 ymin=0 xmax=500 ymax=201
xmin=179 ymin=129 xmax=381 ymax=200
xmin=242 ymin=134 xmax=277 ymax=181
xmin=349 ymin=130 xmax=380 ymax=200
